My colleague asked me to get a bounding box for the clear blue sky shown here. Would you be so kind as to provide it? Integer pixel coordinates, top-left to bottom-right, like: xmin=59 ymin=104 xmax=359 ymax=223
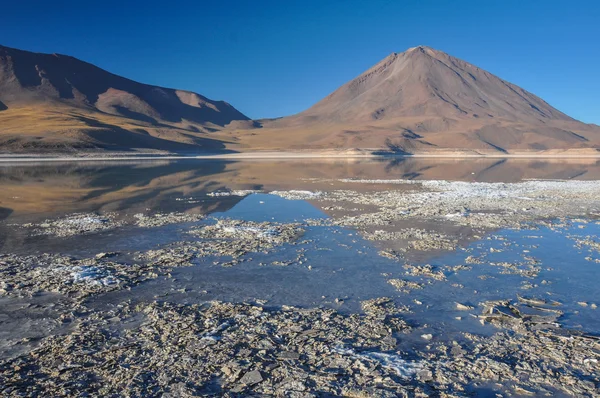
xmin=1 ymin=0 xmax=599 ymax=123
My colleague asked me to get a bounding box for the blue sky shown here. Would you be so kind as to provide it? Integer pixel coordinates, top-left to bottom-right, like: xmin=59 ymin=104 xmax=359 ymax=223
xmin=1 ymin=0 xmax=599 ymax=123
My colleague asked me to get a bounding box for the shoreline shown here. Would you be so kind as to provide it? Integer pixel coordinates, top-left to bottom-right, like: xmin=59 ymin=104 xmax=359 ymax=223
xmin=2 ymin=150 xmax=600 ymax=162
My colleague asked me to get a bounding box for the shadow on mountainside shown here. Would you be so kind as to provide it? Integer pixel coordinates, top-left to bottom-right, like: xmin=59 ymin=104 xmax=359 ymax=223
xmin=2 ymin=46 xmax=249 ymax=126
xmin=76 ymin=115 xmax=236 ymax=154
xmin=371 ymin=138 xmax=412 ymax=156
xmin=0 ymin=114 xmax=236 ymax=154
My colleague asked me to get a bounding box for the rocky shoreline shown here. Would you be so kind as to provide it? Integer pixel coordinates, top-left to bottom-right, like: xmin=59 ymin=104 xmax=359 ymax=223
xmin=1 ymin=296 xmax=598 ymax=396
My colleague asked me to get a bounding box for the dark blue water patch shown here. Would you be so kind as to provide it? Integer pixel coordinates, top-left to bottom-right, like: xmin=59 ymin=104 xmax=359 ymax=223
xmin=94 ymin=223 xmax=408 ymax=313
xmin=401 ymin=221 xmax=600 ymax=337
xmin=1 ymin=193 xmax=324 ymax=257
xmin=211 ymin=193 xmax=328 ymax=223
xmin=8 ymin=183 xmax=600 ymax=340
xmin=500 ymin=222 xmax=600 ymax=332
xmin=82 ymin=196 xmax=600 ymax=339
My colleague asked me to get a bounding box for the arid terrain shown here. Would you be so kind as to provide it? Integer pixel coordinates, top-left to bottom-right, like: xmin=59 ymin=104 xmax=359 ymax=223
xmin=228 ymin=46 xmax=600 ymax=155
xmin=0 ymin=44 xmax=247 ymax=153
xmin=1 ymin=44 xmax=600 ymax=155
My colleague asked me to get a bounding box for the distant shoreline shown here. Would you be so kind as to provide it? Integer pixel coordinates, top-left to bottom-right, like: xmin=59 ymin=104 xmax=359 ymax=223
xmin=1 ymin=150 xmax=600 ymax=162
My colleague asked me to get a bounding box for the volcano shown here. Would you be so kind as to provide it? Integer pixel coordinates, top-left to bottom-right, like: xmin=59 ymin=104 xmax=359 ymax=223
xmin=234 ymin=46 xmax=600 ymax=155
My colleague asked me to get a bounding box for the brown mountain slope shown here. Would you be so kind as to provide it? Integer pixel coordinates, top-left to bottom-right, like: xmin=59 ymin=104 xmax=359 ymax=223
xmin=0 ymin=44 xmax=249 ymax=153
xmin=230 ymin=46 xmax=600 ymax=155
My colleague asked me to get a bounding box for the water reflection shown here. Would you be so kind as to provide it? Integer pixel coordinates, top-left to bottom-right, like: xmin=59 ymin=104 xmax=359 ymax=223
xmin=2 ymin=158 xmax=600 ymax=337
xmin=1 ymin=157 xmax=600 ymax=223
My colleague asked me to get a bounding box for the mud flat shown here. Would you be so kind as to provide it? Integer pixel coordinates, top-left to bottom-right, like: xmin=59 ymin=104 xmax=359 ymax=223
xmin=139 ymin=218 xmax=306 ymax=268
xmin=15 ymin=212 xmax=207 ymax=237
xmin=0 ymin=252 xmax=167 ymax=300
xmin=321 ymin=179 xmax=600 ymax=230
xmin=18 ymin=213 xmax=125 ymax=237
xmin=301 ymin=179 xmax=600 ymax=261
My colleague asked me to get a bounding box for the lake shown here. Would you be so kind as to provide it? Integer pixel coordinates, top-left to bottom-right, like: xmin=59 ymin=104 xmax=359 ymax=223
xmin=1 ymin=158 xmax=599 ymax=396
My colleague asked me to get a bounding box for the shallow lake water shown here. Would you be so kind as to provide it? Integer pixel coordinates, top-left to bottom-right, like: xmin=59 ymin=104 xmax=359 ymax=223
xmin=2 ymin=158 xmax=599 ymax=330
xmin=1 ymin=158 xmax=600 ymax=396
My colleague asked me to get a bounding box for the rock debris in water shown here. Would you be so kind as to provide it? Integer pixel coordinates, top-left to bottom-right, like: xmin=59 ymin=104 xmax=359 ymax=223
xmin=3 ymin=178 xmax=600 ymax=396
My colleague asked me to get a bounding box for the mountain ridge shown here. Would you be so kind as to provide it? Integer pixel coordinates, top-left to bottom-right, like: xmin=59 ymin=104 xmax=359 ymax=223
xmin=0 ymin=44 xmax=248 ymax=152
xmin=0 ymin=44 xmax=599 ymax=155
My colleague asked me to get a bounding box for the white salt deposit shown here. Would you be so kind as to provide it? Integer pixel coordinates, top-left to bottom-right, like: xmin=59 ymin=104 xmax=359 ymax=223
xmin=221 ymin=225 xmax=278 ymax=239
xmin=207 ymin=190 xmax=262 ymax=197
xmin=69 ymin=266 xmax=119 ymax=286
xmin=269 ymin=190 xmax=322 ymax=200
xmin=334 ymin=346 xmax=425 ymax=378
